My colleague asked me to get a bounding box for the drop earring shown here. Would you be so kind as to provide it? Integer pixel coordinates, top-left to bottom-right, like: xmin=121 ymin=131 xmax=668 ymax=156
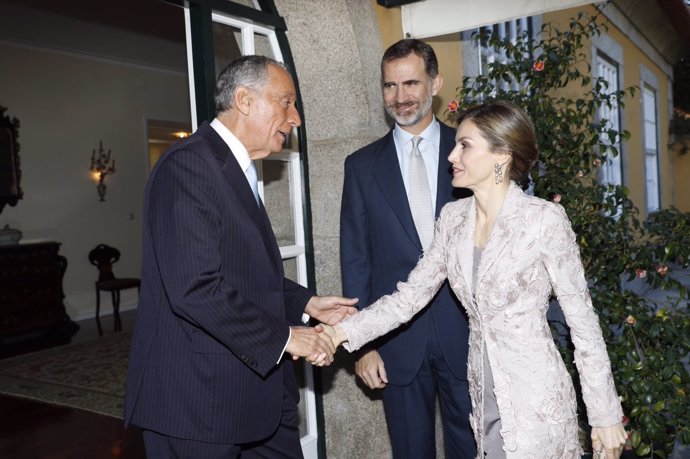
xmin=494 ymin=156 xmax=512 ymax=184
xmin=494 ymin=162 xmax=504 ymax=184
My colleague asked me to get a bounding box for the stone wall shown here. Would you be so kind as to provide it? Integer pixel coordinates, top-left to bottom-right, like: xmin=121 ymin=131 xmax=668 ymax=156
xmin=275 ymin=1 xmax=392 ymax=457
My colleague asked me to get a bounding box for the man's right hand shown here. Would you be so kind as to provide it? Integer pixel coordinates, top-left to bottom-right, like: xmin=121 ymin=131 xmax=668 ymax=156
xmin=355 ymin=349 xmax=388 ymax=389
xmin=287 ymin=326 xmax=336 ymax=366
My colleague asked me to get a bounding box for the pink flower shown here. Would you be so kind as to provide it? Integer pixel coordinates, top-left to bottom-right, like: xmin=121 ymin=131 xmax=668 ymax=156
xmin=593 ymin=158 xmax=602 ymax=167
xmin=448 ymin=100 xmax=459 ymax=113
xmin=552 ymin=193 xmax=562 ymax=203
xmin=532 ymin=60 xmax=545 ymax=72
xmin=656 ymin=264 xmax=668 ymax=277
xmin=635 ymin=268 xmax=647 ymax=279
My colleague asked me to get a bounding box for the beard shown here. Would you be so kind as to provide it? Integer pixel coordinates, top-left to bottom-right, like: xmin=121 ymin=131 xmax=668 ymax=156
xmin=384 ymin=87 xmax=433 ymax=127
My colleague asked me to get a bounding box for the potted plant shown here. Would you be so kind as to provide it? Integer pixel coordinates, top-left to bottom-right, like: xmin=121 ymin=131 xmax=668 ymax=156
xmin=448 ymin=7 xmax=690 ymax=458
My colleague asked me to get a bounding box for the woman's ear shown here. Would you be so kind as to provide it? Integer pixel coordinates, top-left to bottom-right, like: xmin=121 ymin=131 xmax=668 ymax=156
xmin=496 ymin=149 xmax=512 ymax=167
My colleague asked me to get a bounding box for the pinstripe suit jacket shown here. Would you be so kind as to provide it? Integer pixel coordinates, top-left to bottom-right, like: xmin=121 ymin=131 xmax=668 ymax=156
xmin=124 ymin=121 xmax=313 ymax=444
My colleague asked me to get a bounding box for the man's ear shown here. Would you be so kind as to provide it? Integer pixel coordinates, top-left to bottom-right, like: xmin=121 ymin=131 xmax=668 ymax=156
xmin=431 ymin=74 xmax=443 ymax=96
xmin=234 ymin=86 xmax=252 ymax=116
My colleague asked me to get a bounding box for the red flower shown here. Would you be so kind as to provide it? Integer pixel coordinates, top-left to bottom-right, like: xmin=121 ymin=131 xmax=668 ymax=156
xmin=532 ymin=60 xmax=545 ymax=72
xmin=635 ymin=268 xmax=647 ymax=279
xmin=448 ymin=100 xmax=459 ymax=113
xmin=593 ymin=158 xmax=602 ymax=167
xmin=656 ymin=264 xmax=668 ymax=277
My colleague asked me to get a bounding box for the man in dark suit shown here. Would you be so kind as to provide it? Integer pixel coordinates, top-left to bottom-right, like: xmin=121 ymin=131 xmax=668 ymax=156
xmin=125 ymin=55 xmax=356 ymax=458
xmin=340 ymin=39 xmax=474 ymax=458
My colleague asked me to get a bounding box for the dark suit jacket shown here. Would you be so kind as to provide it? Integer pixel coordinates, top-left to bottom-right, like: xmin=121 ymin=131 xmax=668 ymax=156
xmin=124 ymin=122 xmax=313 ymax=444
xmin=340 ymin=121 xmax=470 ymax=385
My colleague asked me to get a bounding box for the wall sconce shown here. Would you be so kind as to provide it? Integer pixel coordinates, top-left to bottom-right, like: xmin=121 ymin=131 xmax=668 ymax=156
xmin=89 ymin=140 xmax=115 ymax=201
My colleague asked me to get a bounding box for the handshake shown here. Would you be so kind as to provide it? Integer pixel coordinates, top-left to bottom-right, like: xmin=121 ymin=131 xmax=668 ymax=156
xmin=286 ymin=295 xmax=358 ymax=367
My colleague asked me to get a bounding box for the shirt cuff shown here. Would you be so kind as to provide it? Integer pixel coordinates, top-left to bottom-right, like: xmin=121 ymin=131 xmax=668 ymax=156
xmin=278 ymin=327 xmax=291 ymax=364
xmin=278 ymin=313 xmax=310 ymax=364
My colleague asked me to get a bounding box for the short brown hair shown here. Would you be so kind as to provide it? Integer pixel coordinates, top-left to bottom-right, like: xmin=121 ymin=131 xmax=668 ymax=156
xmin=381 ymin=39 xmax=438 ymax=79
xmin=455 ymin=100 xmax=538 ymax=183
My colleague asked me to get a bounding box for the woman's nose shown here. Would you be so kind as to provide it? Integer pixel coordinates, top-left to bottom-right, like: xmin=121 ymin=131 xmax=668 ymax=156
xmin=448 ymin=145 xmax=460 ymax=163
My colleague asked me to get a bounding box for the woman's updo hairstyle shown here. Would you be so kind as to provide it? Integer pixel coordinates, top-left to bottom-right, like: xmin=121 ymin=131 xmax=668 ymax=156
xmin=455 ymin=100 xmax=538 ymax=184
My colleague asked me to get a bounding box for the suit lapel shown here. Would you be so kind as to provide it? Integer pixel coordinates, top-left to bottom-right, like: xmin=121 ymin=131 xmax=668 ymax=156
xmin=476 ymin=184 xmax=521 ymax=287
xmin=456 ymin=197 xmax=476 ymax=293
xmin=435 ymin=124 xmax=456 ymax=216
xmin=220 ymin=158 xmax=264 ymax=226
xmin=257 ymin=200 xmax=284 ymax=277
xmin=198 ymin=123 xmax=281 ymax=276
xmin=372 ymin=130 xmax=423 ymax=250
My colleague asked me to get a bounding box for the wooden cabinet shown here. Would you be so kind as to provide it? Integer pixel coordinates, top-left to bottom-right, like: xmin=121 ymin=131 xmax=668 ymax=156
xmin=0 ymin=241 xmax=78 ymax=345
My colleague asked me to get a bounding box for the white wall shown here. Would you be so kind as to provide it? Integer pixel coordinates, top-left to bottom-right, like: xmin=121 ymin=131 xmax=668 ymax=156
xmin=0 ymin=37 xmax=190 ymax=321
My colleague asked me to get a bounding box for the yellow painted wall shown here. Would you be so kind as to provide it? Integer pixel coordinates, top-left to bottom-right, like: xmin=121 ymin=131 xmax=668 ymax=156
xmin=545 ymin=6 xmax=675 ymax=217
xmin=673 ymin=139 xmax=690 ymax=212
xmin=372 ymin=1 xmax=462 ymax=125
xmin=373 ymin=1 xmax=402 ymax=46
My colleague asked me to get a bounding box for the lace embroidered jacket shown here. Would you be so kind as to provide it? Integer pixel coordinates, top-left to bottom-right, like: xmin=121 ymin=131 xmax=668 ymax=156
xmin=339 ymin=182 xmax=623 ymax=458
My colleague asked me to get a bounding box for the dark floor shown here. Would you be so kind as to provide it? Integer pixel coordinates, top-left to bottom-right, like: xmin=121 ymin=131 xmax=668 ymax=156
xmin=0 ymin=310 xmax=146 ymax=459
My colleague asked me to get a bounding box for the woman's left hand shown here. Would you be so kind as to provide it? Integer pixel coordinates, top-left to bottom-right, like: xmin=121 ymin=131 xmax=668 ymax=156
xmin=591 ymin=422 xmax=627 ymax=459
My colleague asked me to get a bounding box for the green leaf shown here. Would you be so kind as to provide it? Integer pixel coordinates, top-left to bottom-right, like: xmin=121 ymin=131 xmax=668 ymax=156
xmin=636 ymin=443 xmax=652 ymax=456
xmin=631 ymin=430 xmax=642 ymax=448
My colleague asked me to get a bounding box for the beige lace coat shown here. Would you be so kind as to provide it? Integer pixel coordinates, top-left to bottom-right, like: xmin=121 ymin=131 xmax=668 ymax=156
xmin=339 ymin=183 xmax=623 ymax=458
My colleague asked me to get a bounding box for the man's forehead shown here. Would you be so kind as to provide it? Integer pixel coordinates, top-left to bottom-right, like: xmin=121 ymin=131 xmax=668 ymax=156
xmin=383 ymin=56 xmax=426 ymax=79
xmin=267 ymin=65 xmax=296 ymax=95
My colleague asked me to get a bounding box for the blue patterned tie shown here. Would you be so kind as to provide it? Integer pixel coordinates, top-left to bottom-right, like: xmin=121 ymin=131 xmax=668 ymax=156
xmin=247 ymin=161 xmax=260 ymax=205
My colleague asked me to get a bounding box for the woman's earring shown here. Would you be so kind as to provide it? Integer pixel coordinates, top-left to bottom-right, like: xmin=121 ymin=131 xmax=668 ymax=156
xmin=494 ymin=162 xmax=504 ymax=184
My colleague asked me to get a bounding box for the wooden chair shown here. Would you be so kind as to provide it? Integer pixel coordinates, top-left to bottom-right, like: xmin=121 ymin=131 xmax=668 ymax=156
xmin=88 ymin=244 xmax=140 ymax=335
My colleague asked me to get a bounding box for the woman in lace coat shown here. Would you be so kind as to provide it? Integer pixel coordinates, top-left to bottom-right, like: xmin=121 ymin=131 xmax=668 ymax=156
xmin=327 ymin=101 xmax=627 ymax=458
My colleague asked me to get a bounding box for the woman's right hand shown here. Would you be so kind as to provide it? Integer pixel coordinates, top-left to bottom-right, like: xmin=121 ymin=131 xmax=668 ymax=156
xmin=591 ymin=422 xmax=627 ymax=459
xmin=316 ymin=323 xmax=349 ymax=348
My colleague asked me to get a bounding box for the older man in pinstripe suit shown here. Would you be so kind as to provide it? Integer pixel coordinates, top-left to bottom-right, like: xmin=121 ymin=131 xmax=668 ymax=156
xmin=124 ymin=55 xmax=356 ymax=458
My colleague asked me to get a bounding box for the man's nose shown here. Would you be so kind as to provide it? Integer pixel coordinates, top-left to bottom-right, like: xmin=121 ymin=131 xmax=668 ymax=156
xmin=288 ymin=105 xmax=302 ymax=127
xmin=395 ymin=85 xmax=407 ymax=102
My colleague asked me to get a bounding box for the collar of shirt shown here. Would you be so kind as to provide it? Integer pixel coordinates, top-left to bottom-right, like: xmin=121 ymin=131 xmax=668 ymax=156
xmin=210 ymin=118 xmax=252 ymax=175
xmin=392 ymin=117 xmax=441 ymax=209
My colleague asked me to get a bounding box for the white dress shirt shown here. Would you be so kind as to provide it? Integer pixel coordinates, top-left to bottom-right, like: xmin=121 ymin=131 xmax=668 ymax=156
xmin=392 ymin=117 xmax=441 ymax=213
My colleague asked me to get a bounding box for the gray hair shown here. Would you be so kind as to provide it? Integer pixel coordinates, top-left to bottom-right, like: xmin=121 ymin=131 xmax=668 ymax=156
xmin=214 ymin=55 xmax=285 ymax=114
